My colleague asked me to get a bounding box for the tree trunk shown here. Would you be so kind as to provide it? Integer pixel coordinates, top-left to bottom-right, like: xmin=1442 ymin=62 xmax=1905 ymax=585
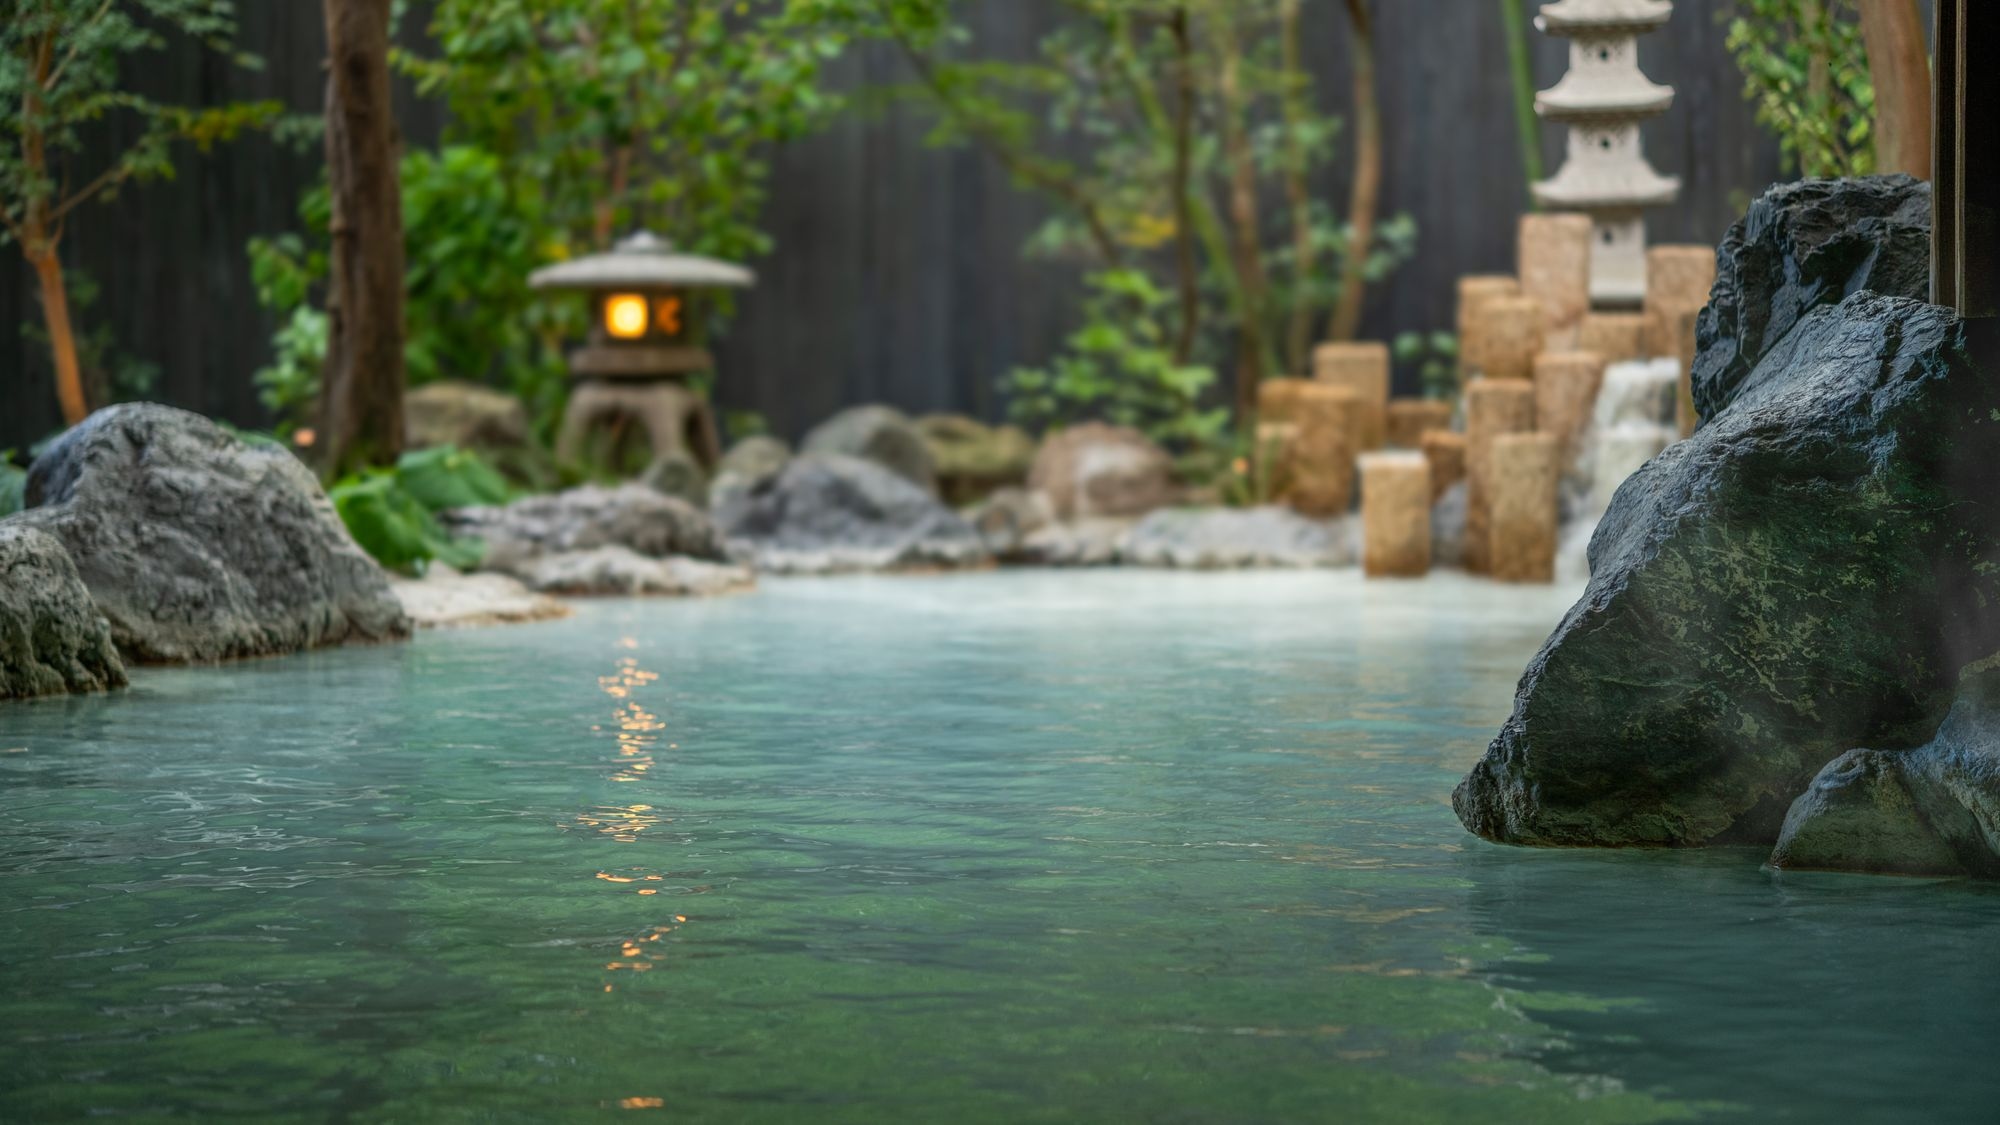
xmin=319 ymin=0 xmax=407 ymax=478
xmin=1328 ymin=0 xmax=1380 ymax=343
xmin=30 ymin=247 xmax=88 ymax=426
xmin=1859 ymin=0 xmax=1932 ymax=179
xmin=1170 ymin=8 xmax=1200 ymax=365
xmin=1217 ymin=17 xmax=1272 ymax=419
xmin=1279 ymin=0 xmax=1316 ymax=374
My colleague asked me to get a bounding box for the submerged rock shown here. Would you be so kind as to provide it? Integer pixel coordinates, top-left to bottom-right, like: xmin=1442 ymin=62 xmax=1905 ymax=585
xmin=1028 ymin=423 xmax=1180 ymax=521
xmin=446 ymin=484 xmax=735 ymax=596
xmin=801 ymin=406 xmax=937 ymax=495
xmin=1121 ymin=507 xmax=1357 ymax=569
xmin=0 ymin=524 xmax=126 ymax=699
xmin=1771 ymin=670 xmax=2000 ymax=878
xmin=715 ymin=454 xmax=989 ymax=574
xmin=1693 ymin=175 xmax=1931 ymax=420
xmin=1454 ymin=294 xmax=2000 ymax=848
xmin=13 ymin=404 xmax=409 ymax=663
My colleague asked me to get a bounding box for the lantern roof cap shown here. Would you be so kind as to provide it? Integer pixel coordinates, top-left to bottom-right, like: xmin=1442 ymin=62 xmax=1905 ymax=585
xmin=1537 ymin=67 xmax=1674 ymax=120
xmin=1536 ymin=0 xmax=1672 ymax=34
xmin=1533 ymin=155 xmax=1681 ymax=209
xmin=529 ymin=230 xmax=755 ymax=291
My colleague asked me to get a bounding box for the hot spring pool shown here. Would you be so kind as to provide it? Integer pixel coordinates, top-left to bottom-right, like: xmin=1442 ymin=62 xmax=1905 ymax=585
xmin=3 ymin=570 xmax=1997 ymax=1123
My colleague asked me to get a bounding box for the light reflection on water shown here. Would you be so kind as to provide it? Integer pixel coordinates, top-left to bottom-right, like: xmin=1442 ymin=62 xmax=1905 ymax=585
xmin=0 ymin=570 xmax=1996 ymax=1123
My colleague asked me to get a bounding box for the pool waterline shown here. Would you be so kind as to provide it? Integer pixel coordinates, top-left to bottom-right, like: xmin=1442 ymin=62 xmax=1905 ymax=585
xmin=1 ymin=570 xmax=1996 ymax=1123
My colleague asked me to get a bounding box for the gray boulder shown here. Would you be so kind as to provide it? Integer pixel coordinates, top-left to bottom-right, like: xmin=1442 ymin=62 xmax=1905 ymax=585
xmin=1693 ymin=175 xmax=1931 ymax=420
xmin=965 ymin=487 xmax=1055 ymax=562
xmin=1121 ymin=507 xmax=1358 ymax=569
xmin=13 ymin=404 xmax=409 ymax=663
xmin=717 ymin=435 xmax=792 ymax=482
xmin=405 ymin=380 xmax=531 ymax=452
xmin=0 ymin=524 xmax=126 ymax=699
xmin=918 ymin=414 xmax=1035 ymax=505
xmin=1028 ymin=423 xmax=1181 ymax=521
xmin=1771 ymin=670 xmax=2000 ymax=878
xmin=445 ymin=484 xmax=733 ymax=595
xmin=641 ymin=450 xmax=709 ymax=509
xmin=1454 ymin=294 xmax=1999 ymax=849
xmin=801 ymin=406 xmax=937 ymax=495
xmin=1019 ymin=518 xmax=1132 ymax=568
xmin=716 ymin=453 xmax=989 ymax=574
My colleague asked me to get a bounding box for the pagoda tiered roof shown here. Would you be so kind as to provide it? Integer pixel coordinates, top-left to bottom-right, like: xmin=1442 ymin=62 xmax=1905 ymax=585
xmin=1537 ymin=66 xmax=1674 ymax=120
xmin=1537 ymin=0 xmax=1673 ymax=35
xmin=1533 ymin=156 xmax=1681 ymax=210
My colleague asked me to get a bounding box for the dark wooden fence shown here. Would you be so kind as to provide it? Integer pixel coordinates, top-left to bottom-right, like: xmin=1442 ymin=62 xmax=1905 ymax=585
xmin=3 ymin=1 xmax=1799 ymax=449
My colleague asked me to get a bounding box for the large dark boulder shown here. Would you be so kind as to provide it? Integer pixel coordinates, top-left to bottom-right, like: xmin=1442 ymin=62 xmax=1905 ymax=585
xmin=13 ymin=404 xmax=409 ymax=663
xmin=1693 ymin=175 xmax=1932 ymax=420
xmin=715 ymin=453 xmax=988 ymax=574
xmin=1454 ymin=294 xmax=2000 ymax=848
xmin=1770 ymin=668 xmax=2000 ymax=877
xmin=0 ymin=524 xmax=126 ymax=699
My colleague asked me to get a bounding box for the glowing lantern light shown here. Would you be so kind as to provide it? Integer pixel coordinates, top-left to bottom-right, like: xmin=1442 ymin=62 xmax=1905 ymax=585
xmin=604 ymin=293 xmax=650 ymax=339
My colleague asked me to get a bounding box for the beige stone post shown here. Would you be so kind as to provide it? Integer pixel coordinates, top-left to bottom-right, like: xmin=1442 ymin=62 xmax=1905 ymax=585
xmin=1313 ymin=342 xmax=1390 ymax=451
xmin=1577 ymin=312 xmax=1648 ymax=363
xmin=1258 ymin=378 xmax=1315 ymax=425
xmin=1254 ymin=422 xmax=1298 ymax=499
xmin=1533 ymin=350 xmax=1607 ymax=465
xmin=1488 ymin=432 xmax=1562 ymax=584
xmin=1467 ymin=295 xmax=1545 ymax=381
xmin=1280 ymin=384 xmax=1360 ymax=517
xmin=1518 ymin=213 xmax=1594 ymax=349
xmin=1643 ymin=245 xmax=1717 ymax=359
xmin=1463 ymin=379 xmax=1536 ymax=574
xmin=1457 ymin=275 xmax=1521 ymax=379
xmin=1360 ymin=451 xmax=1432 ymax=578
xmin=1386 ymin=399 xmax=1453 ymax=449
xmin=1420 ymin=430 xmax=1467 ymax=501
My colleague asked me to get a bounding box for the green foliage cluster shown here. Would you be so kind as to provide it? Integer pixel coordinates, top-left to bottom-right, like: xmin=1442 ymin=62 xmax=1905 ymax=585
xmin=1003 ymin=270 xmax=1230 ymax=455
xmin=1393 ymin=330 xmax=1460 ymax=403
xmin=0 ymin=0 xmax=281 ymax=250
xmin=248 ymin=145 xmax=571 ymax=440
xmin=813 ymin=0 xmax=1416 ymax=467
xmin=405 ymin=0 xmax=844 ymax=265
xmin=1725 ymin=0 xmax=1876 ymax=178
xmin=249 ymin=1 xmax=844 ymax=450
xmin=327 ymin=445 xmax=511 ymax=574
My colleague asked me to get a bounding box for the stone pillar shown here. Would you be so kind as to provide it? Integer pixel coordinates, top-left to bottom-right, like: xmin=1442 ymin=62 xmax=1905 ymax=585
xmin=1488 ymin=432 xmax=1561 ymax=584
xmin=1420 ymin=430 xmax=1468 ymax=501
xmin=1313 ymin=342 xmax=1390 ymax=451
xmin=1280 ymin=384 xmax=1360 ymax=517
xmin=1533 ymin=350 xmax=1607 ymax=464
xmin=1254 ymin=422 xmax=1298 ymax=499
xmin=1519 ymin=213 xmax=1595 ymax=349
xmin=1578 ymin=312 xmax=1648 ymax=362
xmin=1258 ymin=378 xmax=1315 ymax=425
xmin=1643 ymin=245 xmax=1716 ymax=358
xmin=1386 ymin=399 xmax=1454 ymax=448
xmin=1466 ymin=295 xmax=1546 ymax=381
xmin=1457 ymin=275 xmax=1521 ymax=379
xmin=1361 ymin=451 xmax=1432 ymax=578
xmin=1464 ymin=379 xmax=1537 ymax=575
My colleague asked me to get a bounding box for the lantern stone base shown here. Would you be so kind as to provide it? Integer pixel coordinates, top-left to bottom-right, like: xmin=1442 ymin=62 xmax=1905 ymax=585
xmin=556 ymin=380 xmax=722 ymax=471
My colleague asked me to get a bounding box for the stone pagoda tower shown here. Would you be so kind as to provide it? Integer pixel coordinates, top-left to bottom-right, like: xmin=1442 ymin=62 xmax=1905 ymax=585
xmin=1532 ymin=0 xmax=1681 ymax=307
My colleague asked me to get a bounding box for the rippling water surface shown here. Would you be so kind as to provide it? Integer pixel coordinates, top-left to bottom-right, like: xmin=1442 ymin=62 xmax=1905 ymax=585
xmin=3 ymin=571 xmax=1997 ymax=1123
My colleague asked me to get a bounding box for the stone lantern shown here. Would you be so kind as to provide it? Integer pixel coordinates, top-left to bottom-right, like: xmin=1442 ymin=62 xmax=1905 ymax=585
xmin=1532 ymin=0 xmax=1681 ymax=307
xmin=530 ymin=231 xmax=755 ymax=469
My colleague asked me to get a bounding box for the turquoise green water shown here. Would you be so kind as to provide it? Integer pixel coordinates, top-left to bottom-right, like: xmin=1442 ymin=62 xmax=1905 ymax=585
xmin=2 ymin=571 xmax=1997 ymax=1124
